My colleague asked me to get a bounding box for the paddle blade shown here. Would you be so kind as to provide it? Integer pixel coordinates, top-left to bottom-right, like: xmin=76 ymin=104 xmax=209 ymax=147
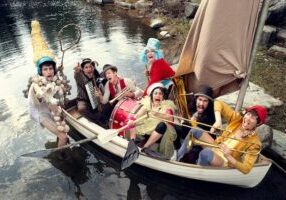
xmin=97 ymin=129 xmax=119 ymax=144
xmin=121 ymin=140 xmax=139 ymax=170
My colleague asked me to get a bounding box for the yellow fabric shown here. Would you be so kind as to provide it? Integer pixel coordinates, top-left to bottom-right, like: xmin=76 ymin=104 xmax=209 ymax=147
xmin=214 ymin=100 xmax=261 ymax=174
xmin=136 ymin=97 xmax=176 ymax=135
xmin=136 ymin=96 xmax=177 ymax=158
xmin=173 ymin=77 xmax=190 ymax=119
xmin=31 ymin=20 xmax=55 ymax=64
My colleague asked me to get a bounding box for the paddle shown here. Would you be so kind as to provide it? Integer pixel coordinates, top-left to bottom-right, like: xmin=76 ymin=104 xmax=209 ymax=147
xmin=22 ymin=114 xmax=147 ymax=158
xmin=21 ymin=135 xmax=98 ymax=158
xmin=98 ymin=114 xmax=148 ymax=144
xmin=121 ymin=141 xmax=169 ymax=170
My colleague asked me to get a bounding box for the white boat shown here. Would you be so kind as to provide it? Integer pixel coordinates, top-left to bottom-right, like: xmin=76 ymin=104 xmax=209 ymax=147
xmin=63 ymin=107 xmax=272 ymax=188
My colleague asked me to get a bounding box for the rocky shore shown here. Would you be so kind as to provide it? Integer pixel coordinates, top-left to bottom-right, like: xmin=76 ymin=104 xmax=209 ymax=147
xmin=82 ymin=0 xmax=286 ymax=168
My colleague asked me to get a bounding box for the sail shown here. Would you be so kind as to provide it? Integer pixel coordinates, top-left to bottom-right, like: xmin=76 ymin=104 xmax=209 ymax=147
xmin=175 ymin=0 xmax=263 ymax=97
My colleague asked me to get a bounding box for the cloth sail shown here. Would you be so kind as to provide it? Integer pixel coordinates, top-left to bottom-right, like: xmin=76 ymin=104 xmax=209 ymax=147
xmin=175 ymin=0 xmax=263 ymax=97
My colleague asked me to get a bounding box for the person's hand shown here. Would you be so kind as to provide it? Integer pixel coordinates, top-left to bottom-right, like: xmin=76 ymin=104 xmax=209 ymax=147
xmin=73 ymin=62 xmax=81 ymax=73
xmin=127 ymin=119 xmax=136 ymax=129
xmin=95 ymin=89 xmax=102 ymax=97
xmin=124 ymin=91 xmax=135 ymax=98
xmin=145 ymin=69 xmax=150 ymax=77
xmin=219 ymin=143 xmax=232 ymax=157
xmin=210 ymin=120 xmax=222 ymax=134
xmin=191 ymin=111 xmax=199 ymax=121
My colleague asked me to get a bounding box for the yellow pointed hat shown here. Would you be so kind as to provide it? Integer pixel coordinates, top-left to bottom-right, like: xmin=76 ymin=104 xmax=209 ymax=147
xmin=31 ymin=20 xmax=56 ymax=74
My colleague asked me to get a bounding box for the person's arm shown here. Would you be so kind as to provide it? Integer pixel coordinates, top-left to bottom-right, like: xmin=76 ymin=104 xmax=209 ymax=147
xmin=100 ymin=83 xmax=110 ymax=104
xmin=210 ymin=110 xmax=222 ymax=133
xmin=123 ymin=78 xmax=136 ymax=98
xmin=220 ymin=142 xmax=260 ymax=174
xmin=214 ymin=100 xmax=240 ymax=124
xmin=127 ymin=106 xmax=147 ymax=130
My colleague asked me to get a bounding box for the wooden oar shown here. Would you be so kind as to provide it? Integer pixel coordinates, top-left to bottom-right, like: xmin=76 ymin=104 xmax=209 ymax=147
xmin=98 ymin=114 xmax=148 ymax=144
xmin=22 ymin=114 xmax=147 ymax=158
xmin=21 ymin=135 xmax=98 ymax=158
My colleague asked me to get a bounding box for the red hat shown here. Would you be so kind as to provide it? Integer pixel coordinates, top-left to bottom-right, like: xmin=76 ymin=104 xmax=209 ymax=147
xmin=246 ymin=105 xmax=267 ymax=124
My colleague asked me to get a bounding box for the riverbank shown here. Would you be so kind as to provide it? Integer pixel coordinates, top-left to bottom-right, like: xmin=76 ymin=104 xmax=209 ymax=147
xmin=102 ymin=1 xmax=285 ymax=132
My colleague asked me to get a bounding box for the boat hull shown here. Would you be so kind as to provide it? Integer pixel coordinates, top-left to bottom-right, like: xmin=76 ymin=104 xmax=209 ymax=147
xmin=63 ymin=109 xmax=272 ymax=188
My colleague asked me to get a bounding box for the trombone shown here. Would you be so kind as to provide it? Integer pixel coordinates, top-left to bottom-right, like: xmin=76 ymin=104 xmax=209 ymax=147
xmin=187 ymin=134 xmax=261 ymax=156
xmin=150 ymin=109 xmax=230 ymax=133
xmin=149 ymin=113 xmax=261 ymax=149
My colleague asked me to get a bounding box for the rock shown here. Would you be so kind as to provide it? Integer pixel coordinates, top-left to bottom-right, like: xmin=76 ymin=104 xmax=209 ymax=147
xmin=163 ymin=0 xmax=181 ymax=9
xmin=159 ymin=31 xmax=171 ymax=39
xmin=270 ymin=129 xmax=286 ymax=160
xmin=184 ymin=2 xmax=199 ymax=18
xmin=160 ymin=25 xmax=177 ymax=36
xmin=266 ymin=0 xmax=286 ymax=25
xmin=150 ymin=18 xmax=164 ymax=29
xmin=217 ymin=82 xmax=284 ymax=109
xmin=277 ymin=28 xmax=286 ymax=47
xmin=114 ymin=1 xmax=135 ymax=9
xmin=260 ymin=25 xmax=277 ymax=46
xmin=267 ymin=45 xmax=286 ymax=59
xmin=134 ymin=0 xmax=153 ymax=9
xmin=256 ymin=124 xmax=273 ymax=149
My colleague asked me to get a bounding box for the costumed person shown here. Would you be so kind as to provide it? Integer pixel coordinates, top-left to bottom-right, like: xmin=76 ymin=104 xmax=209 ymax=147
xmin=175 ymin=85 xmax=216 ymax=163
xmin=182 ymin=100 xmax=267 ymax=174
xmin=127 ymin=82 xmax=177 ymax=159
xmin=95 ymin=64 xmax=142 ymax=120
xmin=25 ymin=20 xmax=72 ymax=147
xmin=74 ymin=58 xmax=106 ymax=126
xmin=139 ymin=38 xmax=175 ymax=95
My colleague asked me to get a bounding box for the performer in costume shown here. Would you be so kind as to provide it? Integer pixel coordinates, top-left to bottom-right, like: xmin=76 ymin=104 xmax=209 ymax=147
xmin=26 ymin=20 xmax=71 ymax=147
xmin=127 ymin=82 xmax=177 ymax=159
xmin=139 ymin=38 xmax=175 ymax=95
xmin=74 ymin=58 xmax=106 ymax=125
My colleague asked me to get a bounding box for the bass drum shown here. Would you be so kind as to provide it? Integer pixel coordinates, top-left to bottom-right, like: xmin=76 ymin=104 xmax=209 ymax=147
xmin=109 ymin=98 xmax=142 ymax=137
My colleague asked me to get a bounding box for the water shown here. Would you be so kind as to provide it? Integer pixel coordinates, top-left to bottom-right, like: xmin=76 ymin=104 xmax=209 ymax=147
xmin=0 ymin=0 xmax=285 ymax=199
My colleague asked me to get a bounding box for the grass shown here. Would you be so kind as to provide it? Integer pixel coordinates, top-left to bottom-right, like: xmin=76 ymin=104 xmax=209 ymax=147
xmin=251 ymin=47 xmax=286 ymax=131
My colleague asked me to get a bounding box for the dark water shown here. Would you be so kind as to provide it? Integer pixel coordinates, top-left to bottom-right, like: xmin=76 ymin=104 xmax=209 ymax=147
xmin=0 ymin=0 xmax=285 ymax=199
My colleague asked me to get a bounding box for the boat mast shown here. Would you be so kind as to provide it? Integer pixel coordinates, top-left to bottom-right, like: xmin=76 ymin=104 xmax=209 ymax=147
xmin=235 ymin=0 xmax=270 ymax=111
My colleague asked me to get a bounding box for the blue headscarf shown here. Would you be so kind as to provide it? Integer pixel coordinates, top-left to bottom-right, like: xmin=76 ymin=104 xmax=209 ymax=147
xmin=139 ymin=38 xmax=164 ymax=64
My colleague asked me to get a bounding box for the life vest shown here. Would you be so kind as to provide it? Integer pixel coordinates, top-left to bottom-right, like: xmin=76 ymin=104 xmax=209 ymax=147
xmin=109 ymin=78 xmax=126 ymax=98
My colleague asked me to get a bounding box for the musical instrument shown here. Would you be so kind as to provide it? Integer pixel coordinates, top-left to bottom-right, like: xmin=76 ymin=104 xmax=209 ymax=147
xmin=109 ymin=98 xmax=142 ymax=137
xmin=187 ymin=134 xmax=260 ymax=156
xmin=85 ymin=81 xmax=98 ymax=110
xmin=109 ymin=87 xmax=131 ymax=104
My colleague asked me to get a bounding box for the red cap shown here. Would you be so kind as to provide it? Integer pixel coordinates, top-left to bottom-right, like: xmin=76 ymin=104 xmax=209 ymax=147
xmin=246 ymin=105 xmax=267 ymax=124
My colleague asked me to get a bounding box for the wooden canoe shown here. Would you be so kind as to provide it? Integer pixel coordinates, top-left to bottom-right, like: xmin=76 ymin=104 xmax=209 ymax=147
xmin=63 ymin=106 xmax=272 ymax=188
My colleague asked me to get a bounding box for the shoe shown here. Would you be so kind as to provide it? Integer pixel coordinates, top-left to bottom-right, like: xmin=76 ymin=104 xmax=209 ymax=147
xmin=45 ymin=141 xmax=58 ymax=149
